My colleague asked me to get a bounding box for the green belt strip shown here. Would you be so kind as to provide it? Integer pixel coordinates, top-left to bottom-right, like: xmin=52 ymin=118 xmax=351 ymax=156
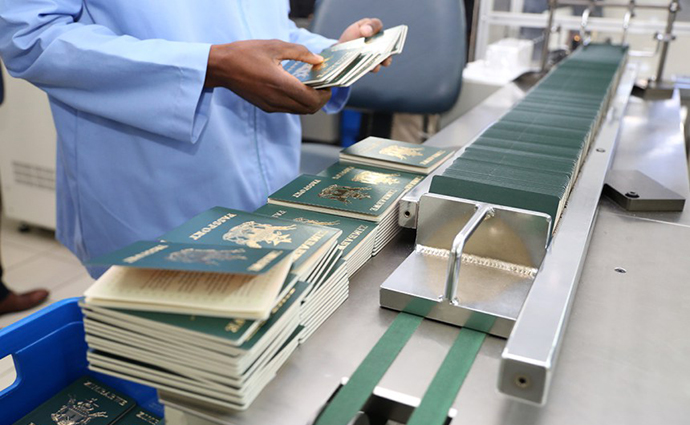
xmin=407 ymin=328 xmax=487 ymax=425
xmin=315 ymin=312 xmax=488 ymax=425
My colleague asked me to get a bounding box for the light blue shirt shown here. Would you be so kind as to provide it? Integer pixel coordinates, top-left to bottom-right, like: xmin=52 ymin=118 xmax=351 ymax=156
xmin=0 ymin=0 xmax=349 ymax=276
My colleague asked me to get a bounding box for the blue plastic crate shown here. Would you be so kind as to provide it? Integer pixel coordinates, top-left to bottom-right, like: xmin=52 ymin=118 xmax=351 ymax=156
xmin=0 ymin=297 xmax=162 ymax=424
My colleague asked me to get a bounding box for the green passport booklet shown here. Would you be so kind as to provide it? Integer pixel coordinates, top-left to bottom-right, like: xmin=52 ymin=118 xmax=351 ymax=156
xmin=84 ymin=241 xmax=294 ymax=320
xmin=313 ymin=25 xmax=408 ymax=89
xmin=317 ymin=162 xmax=424 ymax=192
xmin=445 ymin=157 xmax=571 ymax=190
xmin=88 ymin=240 xmax=291 ymax=275
xmin=339 ymin=137 xmax=454 ymax=174
xmin=430 ymin=173 xmax=561 ymax=227
xmin=471 ymin=137 xmax=582 ymax=161
xmin=159 ymin=206 xmax=340 ymax=282
xmin=81 ymin=278 xmax=307 ymax=358
xmin=461 ymin=146 xmax=577 ymax=179
xmin=267 ymin=174 xmax=402 ymax=222
xmin=13 ymin=376 xmax=135 ymax=425
xmin=254 ymin=204 xmax=375 ymax=261
xmin=283 ymin=48 xmax=359 ymax=85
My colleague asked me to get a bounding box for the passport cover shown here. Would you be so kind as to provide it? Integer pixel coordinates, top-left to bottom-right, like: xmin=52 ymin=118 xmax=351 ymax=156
xmin=254 ymin=204 xmax=375 ymax=260
xmin=471 ymin=137 xmax=581 ymax=160
xmin=445 ymin=157 xmax=571 ymax=190
xmin=88 ymin=240 xmax=290 ymax=275
xmin=268 ymin=174 xmax=402 ymax=222
xmin=13 ymin=376 xmax=135 ymax=425
xmin=283 ymin=48 xmax=358 ymax=84
xmin=317 ymin=162 xmax=424 ymax=191
xmin=340 ymin=137 xmax=453 ymax=170
xmin=83 ymin=279 xmax=308 ymax=351
xmin=160 ymin=206 xmax=340 ymax=277
xmin=84 ymin=273 xmax=297 ymax=346
xmin=430 ymin=174 xmax=562 ymax=223
xmin=461 ymin=146 xmax=576 ymax=178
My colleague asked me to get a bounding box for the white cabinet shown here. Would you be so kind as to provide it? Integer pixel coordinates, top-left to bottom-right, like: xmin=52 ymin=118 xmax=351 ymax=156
xmin=0 ymin=65 xmax=57 ymax=230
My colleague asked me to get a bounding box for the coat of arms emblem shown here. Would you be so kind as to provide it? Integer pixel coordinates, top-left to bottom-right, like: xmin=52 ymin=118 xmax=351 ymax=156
xmin=379 ymin=145 xmax=424 ymax=161
xmin=318 ymin=185 xmax=372 ymax=204
xmin=292 ymin=56 xmax=330 ymax=79
xmin=51 ymin=396 xmax=108 ymax=425
xmin=292 ymin=64 xmax=311 ymax=80
xmin=352 ymin=171 xmax=401 ymax=185
xmin=222 ymin=221 xmax=297 ymax=249
xmin=293 ymin=217 xmax=341 ymax=226
xmin=166 ymin=248 xmax=247 ymax=266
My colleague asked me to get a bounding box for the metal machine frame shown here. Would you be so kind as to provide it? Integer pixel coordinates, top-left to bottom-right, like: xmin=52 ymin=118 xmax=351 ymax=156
xmin=470 ymin=0 xmax=686 ymax=85
xmin=540 ymin=0 xmax=680 ymax=82
xmin=385 ymin=64 xmax=637 ymax=404
xmin=161 ymin=64 xmax=690 ymax=425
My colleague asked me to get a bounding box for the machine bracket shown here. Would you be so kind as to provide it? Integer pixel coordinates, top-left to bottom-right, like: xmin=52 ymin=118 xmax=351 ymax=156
xmin=604 ymin=169 xmax=685 ymax=212
xmin=380 ymin=193 xmax=552 ymax=338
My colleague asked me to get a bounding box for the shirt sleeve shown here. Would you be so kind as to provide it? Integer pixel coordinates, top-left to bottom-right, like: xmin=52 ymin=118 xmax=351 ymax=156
xmin=286 ymin=19 xmax=350 ymax=114
xmin=0 ymin=0 xmax=212 ymax=143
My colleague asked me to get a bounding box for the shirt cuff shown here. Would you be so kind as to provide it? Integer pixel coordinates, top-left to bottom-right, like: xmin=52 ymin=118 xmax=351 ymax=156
xmin=173 ymin=43 xmax=213 ymax=143
xmin=322 ymin=87 xmax=351 ymax=114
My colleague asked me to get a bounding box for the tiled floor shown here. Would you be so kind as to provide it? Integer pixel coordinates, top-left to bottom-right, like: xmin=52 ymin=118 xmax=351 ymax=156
xmin=0 ymin=213 xmax=94 ymax=391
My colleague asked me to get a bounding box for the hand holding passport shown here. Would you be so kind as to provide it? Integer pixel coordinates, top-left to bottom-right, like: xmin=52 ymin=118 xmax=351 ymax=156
xmin=283 ymin=25 xmax=408 ymax=89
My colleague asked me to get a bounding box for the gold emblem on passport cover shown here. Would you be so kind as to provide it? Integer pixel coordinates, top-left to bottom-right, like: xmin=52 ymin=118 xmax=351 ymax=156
xmin=166 ymin=248 xmax=248 ymax=266
xmin=292 ymin=56 xmax=331 ymax=80
xmin=293 ymin=217 xmax=341 ymax=226
xmin=352 ymin=171 xmax=401 ymax=185
xmin=222 ymin=221 xmax=297 ymax=249
xmin=379 ymin=145 xmax=424 ymax=161
xmin=51 ymin=396 xmax=108 ymax=425
xmin=318 ymin=185 xmax=372 ymax=204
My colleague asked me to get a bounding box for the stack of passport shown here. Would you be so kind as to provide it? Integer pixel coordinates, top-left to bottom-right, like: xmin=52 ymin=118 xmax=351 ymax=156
xmin=158 ymin=207 xmax=342 ymax=290
xmin=255 ymin=204 xmax=377 ymax=277
xmin=82 ymin=283 xmax=305 ymax=410
xmin=283 ymin=25 xmax=407 ymax=89
xmin=12 ymin=375 xmax=162 ymax=425
xmin=296 ymin=257 xmax=349 ymax=343
xmin=340 ymin=136 xmax=455 ymax=175
xmin=81 ymin=208 xmax=349 ymax=410
xmin=84 ymin=240 xmax=296 ymax=320
xmin=316 ymin=162 xmax=425 ymax=255
xmin=267 ymin=160 xmax=424 ymax=256
xmin=430 ymin=43 xmax=628 ymax=230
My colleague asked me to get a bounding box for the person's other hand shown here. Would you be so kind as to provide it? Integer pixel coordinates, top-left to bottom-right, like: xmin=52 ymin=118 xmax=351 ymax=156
xmin=205 ymin=40 xmax=332 ymax=114
xmin=338 ymin=18 xmax=393 ymax=73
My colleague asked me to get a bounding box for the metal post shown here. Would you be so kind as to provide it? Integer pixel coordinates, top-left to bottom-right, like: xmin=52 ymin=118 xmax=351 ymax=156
xmin=475 ymin=0 xmax=496 ymax=61
xmin=654 ymin=0 xmax=679 ymax=86
xmin=580 ymin=1 xmax=595 ymax=47
xmin=621 ymin=0 xmax=635 ymax=45
xmin=468 ymin=0 xmax=483 ymax=62
xmin=541 ymin=0 xmax=557 ymax=72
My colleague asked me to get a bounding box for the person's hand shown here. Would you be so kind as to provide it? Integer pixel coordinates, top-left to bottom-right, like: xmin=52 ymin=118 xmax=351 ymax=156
xmin=338 ymin=18 xmax=393 ymax=73
xmin=205 ymin=40 xmax=332 ymax=114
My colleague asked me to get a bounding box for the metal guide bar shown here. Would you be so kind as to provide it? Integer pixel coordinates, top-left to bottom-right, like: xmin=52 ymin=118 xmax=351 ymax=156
xmin=498 ymin=64 xmax=638 ymax=405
